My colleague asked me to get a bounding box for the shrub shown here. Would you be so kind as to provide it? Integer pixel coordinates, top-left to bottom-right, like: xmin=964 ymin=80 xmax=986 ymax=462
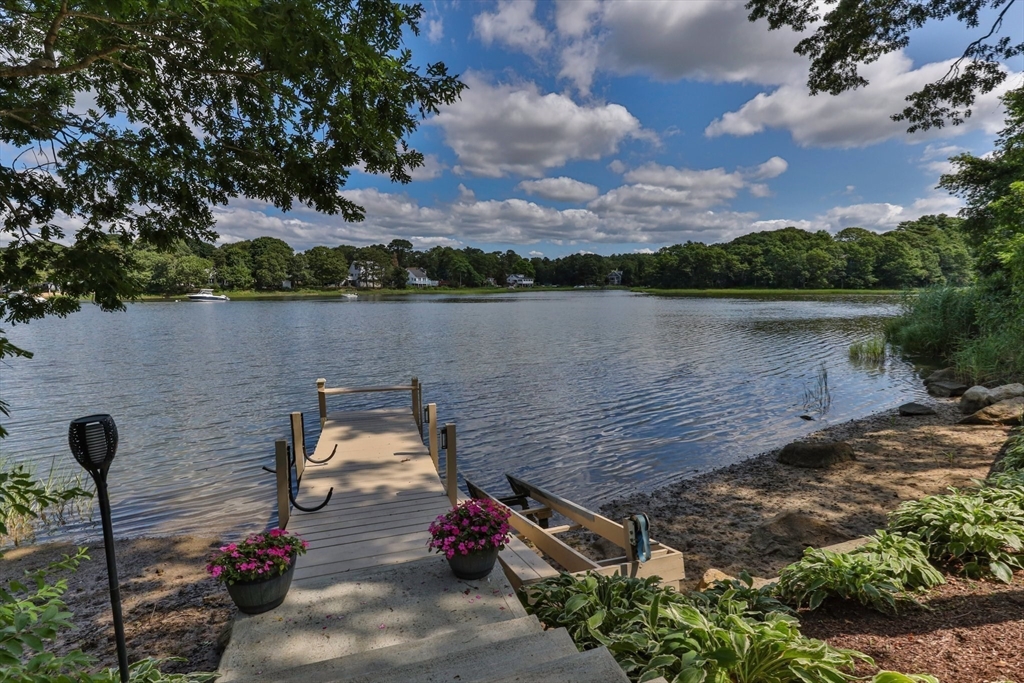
xmin=776 ymin=532 xmax=943 ymax=613
xmin=691 ymin=570 xmax=792 ymax=621
xmin=884 ymin=286 xmax=980 ymax=358
xmin=526 ymin=572 xmax=870 ymax=683
xmin=888 ymin=489 xmax=1024 ymax=582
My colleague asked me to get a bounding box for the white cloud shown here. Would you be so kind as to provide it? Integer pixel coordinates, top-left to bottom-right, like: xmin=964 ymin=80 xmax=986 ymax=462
xmin=607 ymin=159 xmax=626 ymax=174
xmin=555 ymin=0 xmax=601 ymax=38
xmin=748 ymin=183 xmax=772 ymax=198
xmin=427 ymin=17 xmax=444 ymax=43
xmin=517 ymin=176 xmax=600 ymax=202
xmin=748 ymin=156 xmax=789 ymax=180
xmin=919 ymin=144 xmax=966 ymax=176
xmin=633 ymin=247 xmax=655 ymax=254
xmin=409 ymin=154 xmax=447 ymax=181
xmin=814 ymin=194 xmax=963 ymax=232
xmin=706 ymin=53 xmax=1017 ymax=148
xmin=559 ymin=39 xmax=601 ymax=95
xmin=430 ymin=73 xmax=648 ymax=177
xmin=600 ymin=0 xmax=809 ymax=86
xmin=529 ymin=250 xmax=544 ymax=257
xmin=473 ymin=0 xmax=549 ymax=55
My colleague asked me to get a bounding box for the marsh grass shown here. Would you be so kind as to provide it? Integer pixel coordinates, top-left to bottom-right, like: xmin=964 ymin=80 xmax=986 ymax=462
xmin=849 ymin=337 xmax=886 ymax=363
xmin=0 ymin=456 xmax=93 ymax=546
xmin=802 ymin=362 xmax=832 ymax=417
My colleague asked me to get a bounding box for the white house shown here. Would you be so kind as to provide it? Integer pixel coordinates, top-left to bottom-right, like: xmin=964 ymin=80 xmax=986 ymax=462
xmin=348 ymin=261 xmax=382 ymax=288
xmin=406 ymin=268 xmax=438 ymax=287
xmin=607 ymin=270 xmax=623 ymax=286
xmin=507 ymin=274 xmax=535 ymax=287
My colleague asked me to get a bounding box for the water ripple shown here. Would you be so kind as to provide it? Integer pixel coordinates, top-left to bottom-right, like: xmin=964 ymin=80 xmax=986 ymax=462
xmin=1 ymin=291 xmax=925 ymax=541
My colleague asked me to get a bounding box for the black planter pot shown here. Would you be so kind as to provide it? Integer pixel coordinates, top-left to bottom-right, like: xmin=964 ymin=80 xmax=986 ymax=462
xmin=446 ymin=546 xmax=499 ymax=580
xmin=225 ymin=559 xmax=296 ymax=614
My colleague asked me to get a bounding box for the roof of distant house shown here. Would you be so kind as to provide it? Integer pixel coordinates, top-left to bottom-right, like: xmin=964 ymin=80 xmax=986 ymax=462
xmin=407 ymin=268 xmax=428 ymax=278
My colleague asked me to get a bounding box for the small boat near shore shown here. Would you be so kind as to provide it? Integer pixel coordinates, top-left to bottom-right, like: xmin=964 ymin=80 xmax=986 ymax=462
xmin=341 ymin=293 xmax=357 ymax=300
xmin=187 ymin=289 xmax=230 ymax=302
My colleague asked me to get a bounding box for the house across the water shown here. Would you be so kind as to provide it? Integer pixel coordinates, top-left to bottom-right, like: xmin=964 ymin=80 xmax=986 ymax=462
xmin=607 ymin=270 xmax=623 ymax=286
xmin=507 ymin=274 xmax=535 ymax=287
xmin=406 ymin=268 xmax=439 ymax=287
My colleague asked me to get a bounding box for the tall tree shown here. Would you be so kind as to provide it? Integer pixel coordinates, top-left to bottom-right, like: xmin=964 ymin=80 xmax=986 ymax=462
xmin=746 ymin=0 xmax=1023 ymax=132
xmin=0 ymin=0 xmax=463 ymax=347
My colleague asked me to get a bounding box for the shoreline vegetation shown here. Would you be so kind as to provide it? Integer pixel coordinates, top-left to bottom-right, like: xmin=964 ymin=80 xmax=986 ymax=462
xmin=4 ymin=400 xmax=1017 ymax=681
xmin=133 ymin=286 xmax=904 ymax=301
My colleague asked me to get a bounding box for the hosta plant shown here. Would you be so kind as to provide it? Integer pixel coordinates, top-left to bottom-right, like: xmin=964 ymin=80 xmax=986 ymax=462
xmin=525 ymin=572 xmax=870 ymax=683
xmin=888 ymin=488 xmax=1024 ymax=582
xmin=692 ymin=570 xmax=792 ymax=621
xmin=777 ymin=547 xmax=904 ymax=613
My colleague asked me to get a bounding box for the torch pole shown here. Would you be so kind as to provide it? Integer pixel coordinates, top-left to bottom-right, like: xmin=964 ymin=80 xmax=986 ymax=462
xmin=94 ymin=472 xmax=129 ymax=682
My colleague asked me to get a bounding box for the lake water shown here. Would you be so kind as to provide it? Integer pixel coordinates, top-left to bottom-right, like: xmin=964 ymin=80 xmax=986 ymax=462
xmin=2 ymin=290 xmax=927 ymax=541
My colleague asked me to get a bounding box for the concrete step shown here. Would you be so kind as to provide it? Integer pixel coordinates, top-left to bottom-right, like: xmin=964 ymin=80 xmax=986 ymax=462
xmin=474 ymin=646 xmax=631 ymax=683
xmin=217 ymin=555 xmax=527 ymax=682
xmin=272 ymin=618 xmax=552 ymax=679
xmin=275 ymin=624 xmax=577 ymax=683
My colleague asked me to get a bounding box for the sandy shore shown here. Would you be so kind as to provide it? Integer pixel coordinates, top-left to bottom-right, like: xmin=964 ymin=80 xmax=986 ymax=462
xmin=576 ymin=399 xmax=1012 ymax=586
xmin=2 ymin=397 xmax=1013 ymax=673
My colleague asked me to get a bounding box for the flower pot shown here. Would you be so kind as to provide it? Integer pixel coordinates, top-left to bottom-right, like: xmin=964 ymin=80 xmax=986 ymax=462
xmin=225 ymin=558 xmax=296 ymax=614
xmin=446 ymin=546 xmax=499 ymax=580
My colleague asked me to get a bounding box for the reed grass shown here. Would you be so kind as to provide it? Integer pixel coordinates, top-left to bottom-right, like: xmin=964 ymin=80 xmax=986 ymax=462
xmin=849 ymin=337 xmax=886 ymax=363
xmin=0 ymin=457 xmax=93 ymax=547
xmin=802 ymin=362 xmax=832 ymax=417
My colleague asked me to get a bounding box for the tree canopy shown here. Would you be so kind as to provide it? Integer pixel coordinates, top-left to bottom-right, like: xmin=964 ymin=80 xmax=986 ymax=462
xmin=0 ymin=0 xmax=463 ymax=337
xmin=746 ymin=0 xmax=1023 ymax=132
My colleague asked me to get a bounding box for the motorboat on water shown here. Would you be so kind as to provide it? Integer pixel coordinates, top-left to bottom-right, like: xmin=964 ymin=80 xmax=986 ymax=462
xmin=341 ymin=293 xmax=358 ymax=299
xmin=187 ymin=289 xmax=230 ymax=301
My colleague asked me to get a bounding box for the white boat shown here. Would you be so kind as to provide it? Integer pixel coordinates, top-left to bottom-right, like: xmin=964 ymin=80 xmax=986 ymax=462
xmin=341 ymin=293 xmax=357 ymax=299
xmin=187 ymin=289 xmax=230 ymax=301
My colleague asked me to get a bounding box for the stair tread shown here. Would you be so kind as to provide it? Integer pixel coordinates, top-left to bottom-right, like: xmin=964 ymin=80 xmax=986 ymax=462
xmin=472 ymin=646 xmax=630 ymax=683
xmin=275 ymin=626 xmax=578 ymax=683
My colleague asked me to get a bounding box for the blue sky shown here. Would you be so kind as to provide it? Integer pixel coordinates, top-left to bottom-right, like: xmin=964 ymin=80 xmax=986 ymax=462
xmin=215 ymin=0 xmax=1024 ymax=258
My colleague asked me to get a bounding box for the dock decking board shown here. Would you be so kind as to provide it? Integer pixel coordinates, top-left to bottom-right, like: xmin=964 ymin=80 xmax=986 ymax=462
xmin=287 ymin=408 xmax=449 ymax=585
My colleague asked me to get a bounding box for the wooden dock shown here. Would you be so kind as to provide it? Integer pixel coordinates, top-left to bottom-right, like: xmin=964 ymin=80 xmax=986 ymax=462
xmin=282 ymin=382 xmax=454 ymax=584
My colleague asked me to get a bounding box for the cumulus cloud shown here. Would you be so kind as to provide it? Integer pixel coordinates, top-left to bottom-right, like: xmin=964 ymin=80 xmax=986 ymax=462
xmin=601 ymin=0 xmax=808 ymax=86
xmin=517 ymin=176 xmax=600 ymax=202
xmin=409 ymin=154 xmax=447 ymax=181
xmin=706 ymin=53 xmax=1017 ymax=148
xmin=920 ymin=144 xmax=967 ymax=177
xmin=430 ymin=73 xmax=648 ymax=177
xmin=427 ymin=17 xmax=444 ymax=43
xmin=474 ymin=0 xmax=549 ymax=55
xmin=555 ymin=0 xmax=601 ymax=37
xmin=748 ymin=156 xmax=789 ymax=180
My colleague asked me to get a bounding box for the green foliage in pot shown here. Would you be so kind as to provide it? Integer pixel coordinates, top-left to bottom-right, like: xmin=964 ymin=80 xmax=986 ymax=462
xmin=888 ymin=488 xmax=1024 ymax=583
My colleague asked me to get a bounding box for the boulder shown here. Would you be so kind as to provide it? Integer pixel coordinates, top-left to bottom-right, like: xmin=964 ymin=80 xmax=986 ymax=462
xmin=899 ymin=402 xmax=937 ymax=416
xmin=923 ymin=367 xmax=957 ymax=386
xmin=696 ymin=568 xmax=775 ymax=591
xmin=989 ymin=383 xmax=1024 ymax=403
xmin=959 ymin=397 xmax=1024 ymax=426
xmin=750 ymin=511 xmax=853 ymax=557
xmin=928 ymin=380 xmax=970 ymax=397
xmin=777 ymin=441 xmax=855 ymax=468
xmin=697 ymin=569 xmax=734 ymax=590
xmin=960 ymin=386 xmax=992 ymax=414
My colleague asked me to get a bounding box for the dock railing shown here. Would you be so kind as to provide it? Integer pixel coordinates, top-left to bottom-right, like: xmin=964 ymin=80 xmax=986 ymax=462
xmin=316 ymin=376 xmax=423 ymax=432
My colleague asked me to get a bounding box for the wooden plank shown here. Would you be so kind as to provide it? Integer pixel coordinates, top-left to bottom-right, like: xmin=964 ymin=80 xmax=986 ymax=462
xmin=299 ymin=531 xmax=430 ymax=568
xmin=294 ymin=545 xmax=433 ymax=582
xmin=497 ymin=535 xmax=560 ymax=590
xmin=321 ymin=385 xmax=414 ymax=395
xmin=288 ymin=496 xmax=450 ymax=531
xmin=506 ymin=474 xmax=629 ymax=550
xmin=469 ymin=481 xmax=597 ymax=573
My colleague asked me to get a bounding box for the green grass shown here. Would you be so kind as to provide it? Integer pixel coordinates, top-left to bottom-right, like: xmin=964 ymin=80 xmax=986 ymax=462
xmin=849 ymin=337 xmax=887 ymax=362
xmin=635 ymin=288 xmax=903 ymax=297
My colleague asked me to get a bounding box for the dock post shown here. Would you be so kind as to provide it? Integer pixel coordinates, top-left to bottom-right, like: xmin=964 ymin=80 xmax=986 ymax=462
xmin=276 ymin=439 xmax=290 ymax=530
xmin=316 ymin=378 xmax=328 ymax=428
xmin=427 ymin=403 xmax=439 ymax=472
xmin=444 ymin=423 xmax=457 ymax=506
xmin=411 ymin=377 xmax=422 ymax=433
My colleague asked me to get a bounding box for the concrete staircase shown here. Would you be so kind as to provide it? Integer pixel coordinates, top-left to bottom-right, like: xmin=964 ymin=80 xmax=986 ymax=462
xmin=218 ymin=555 xmax=629 ymax=683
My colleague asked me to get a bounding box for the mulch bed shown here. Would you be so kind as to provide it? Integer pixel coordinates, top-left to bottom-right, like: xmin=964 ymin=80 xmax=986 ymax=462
xmin=800 ymin=573 xmax=1024 ymax=683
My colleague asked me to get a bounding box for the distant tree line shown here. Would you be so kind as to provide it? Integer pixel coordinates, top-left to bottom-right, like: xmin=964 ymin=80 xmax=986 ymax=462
xmin=115 ymin=215 xmax=972 ymax=294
